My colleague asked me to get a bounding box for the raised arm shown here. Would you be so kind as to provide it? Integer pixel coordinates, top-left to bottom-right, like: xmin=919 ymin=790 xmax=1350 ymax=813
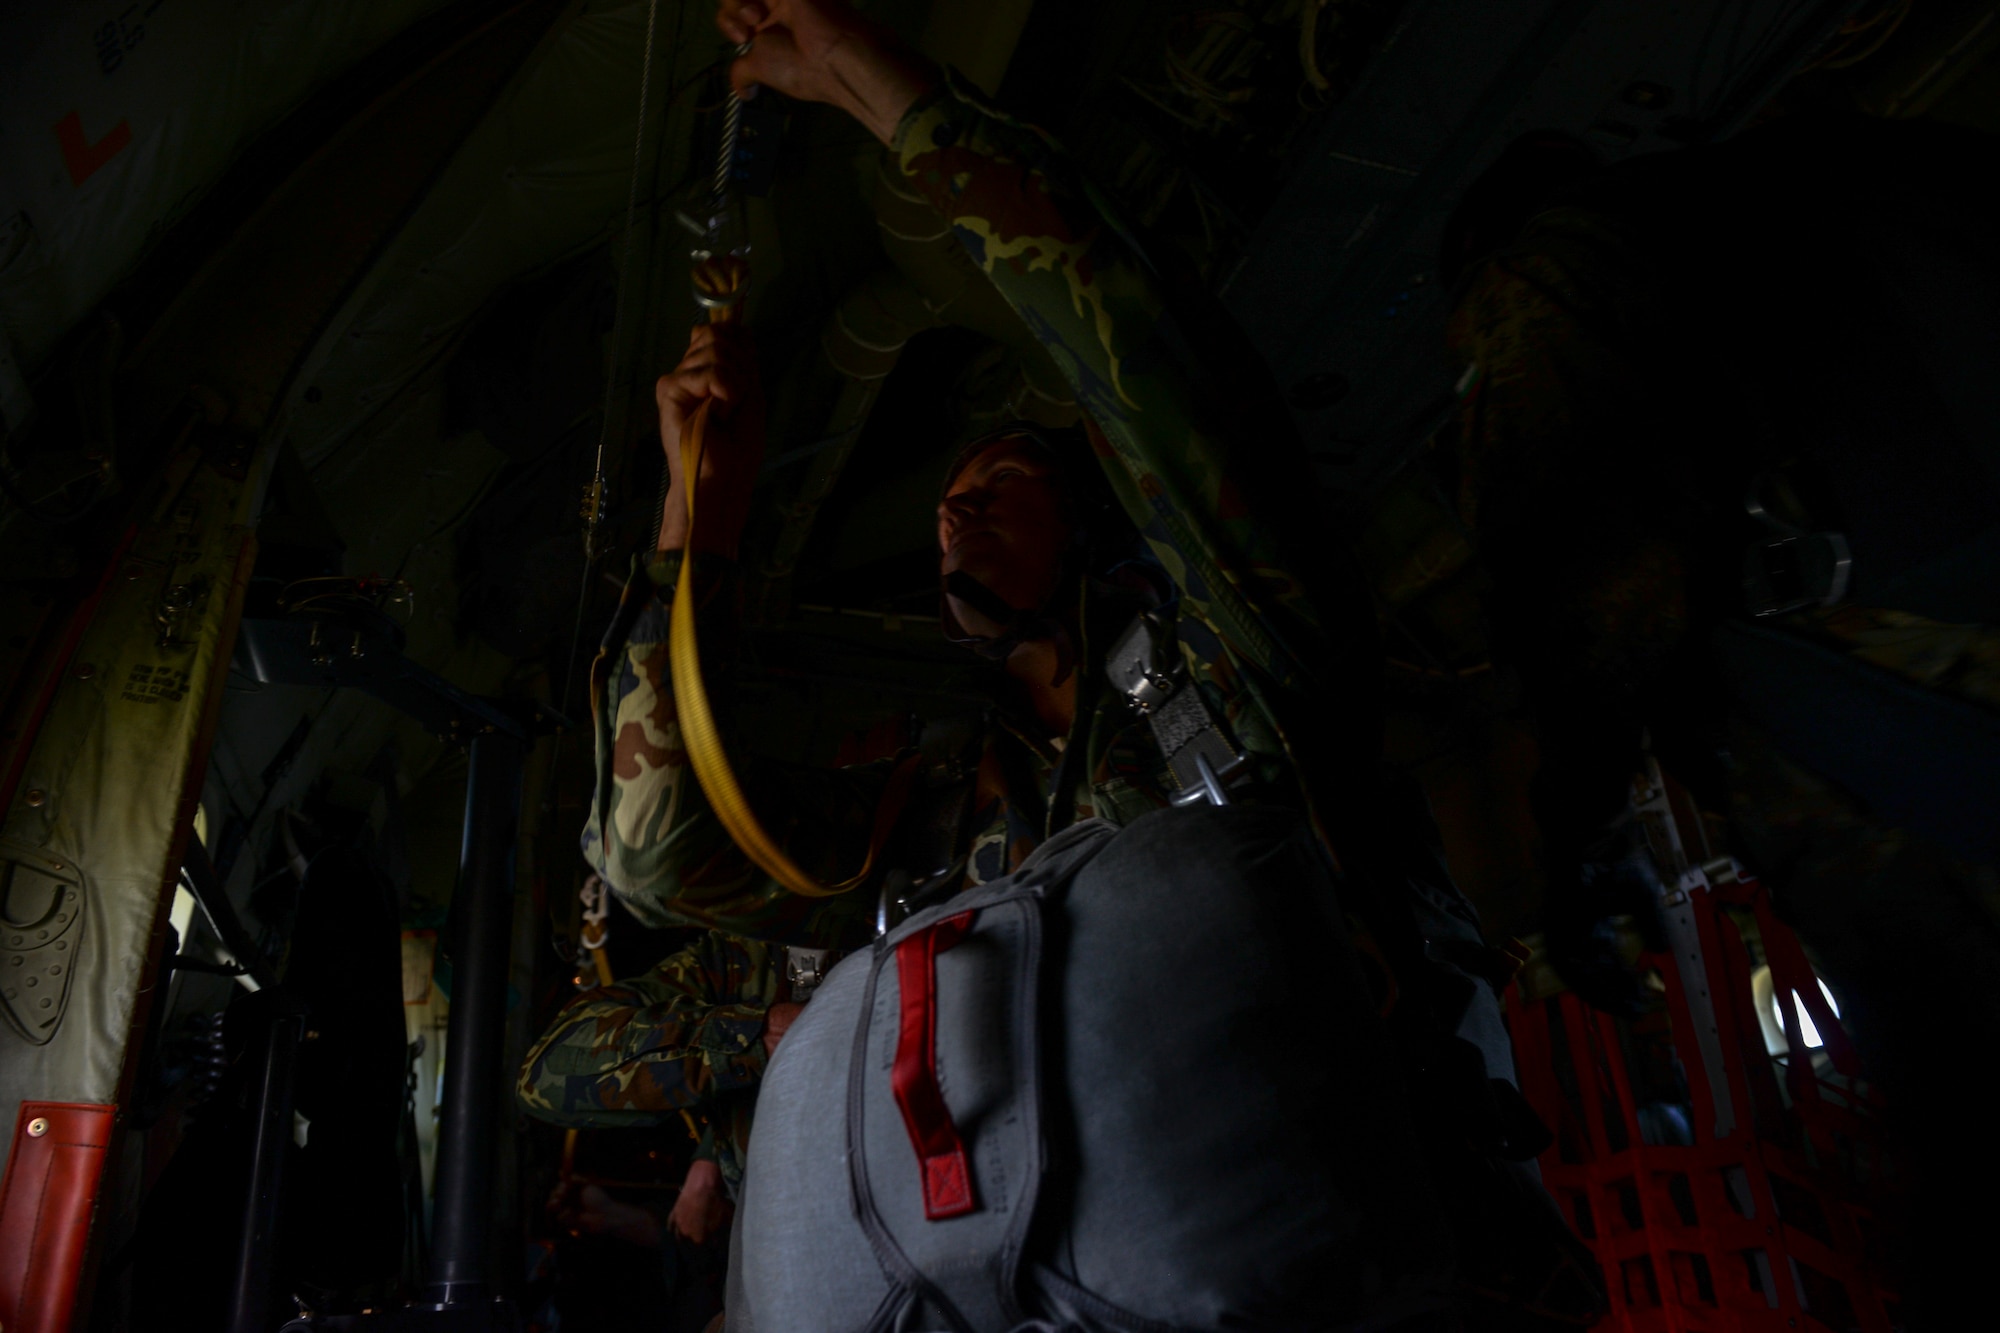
xmin=724 ymin=0 xmax=1371 ymax=783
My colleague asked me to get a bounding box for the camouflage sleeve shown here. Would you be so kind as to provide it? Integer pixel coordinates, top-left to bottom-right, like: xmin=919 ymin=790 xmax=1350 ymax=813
xmin=691 ymin=1120 xmax=720 ymax=1163
xmin=1444 ymin=207 xmax=1688 ymax=839
xmin=515 ymin=932 xmax=781 ymax=1129
xmin=889 ymin=74 xmax=1353 ymax=782
xmin=696 ymin=1093 xmax=757 ymax=1199
xmin=580 ymin=550 xmax=893 ymax=947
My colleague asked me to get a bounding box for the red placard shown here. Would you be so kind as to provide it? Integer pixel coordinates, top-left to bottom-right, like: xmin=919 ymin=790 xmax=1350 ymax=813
xmin=0 ymin=1101 xmax=115 ymax=1333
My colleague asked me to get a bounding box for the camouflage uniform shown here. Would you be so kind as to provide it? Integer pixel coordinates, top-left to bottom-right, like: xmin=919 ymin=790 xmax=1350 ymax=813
xmin=517 ymin=931 xmax=780 ymax=1191
xmin=581 ymin=72 xmax=1369 ymax=948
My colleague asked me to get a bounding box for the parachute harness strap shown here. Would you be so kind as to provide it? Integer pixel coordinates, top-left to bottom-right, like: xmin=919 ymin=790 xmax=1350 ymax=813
xmin=669 ymin=256 xmax=918 ymax=897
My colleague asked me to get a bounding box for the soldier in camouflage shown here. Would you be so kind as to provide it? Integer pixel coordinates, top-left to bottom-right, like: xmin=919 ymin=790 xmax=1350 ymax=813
xmin=531 ymin=0 xmax=1502 ymax=1195
xmin=577 ymin=0 xmax=1391 ymax=949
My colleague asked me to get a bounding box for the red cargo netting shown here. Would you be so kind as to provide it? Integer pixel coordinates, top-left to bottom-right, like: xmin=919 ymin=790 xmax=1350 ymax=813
xmin=1508 ymin=864 xmax=1902 ymax=1332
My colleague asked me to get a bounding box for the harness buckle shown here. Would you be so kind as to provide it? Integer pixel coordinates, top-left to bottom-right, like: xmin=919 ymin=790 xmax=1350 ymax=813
xmin=1106 ymin=612 xmax=1180 ymax=711
xmin=1742 ymin=472 xmax=1851 ymax=617
xmin=785 ymin=947 xmax=834 ymax=1002
xmin=1107 ymin=613 xmax=1248 ymax=807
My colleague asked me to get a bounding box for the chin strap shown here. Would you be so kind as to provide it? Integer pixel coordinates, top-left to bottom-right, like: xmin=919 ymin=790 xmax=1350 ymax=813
xmin=669 ymin=255 xmax=920 ymax=898
xmin=940 ymin=569 xmax=1079 ymax=685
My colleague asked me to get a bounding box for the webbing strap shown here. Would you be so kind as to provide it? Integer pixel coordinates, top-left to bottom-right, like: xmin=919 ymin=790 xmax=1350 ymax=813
xmin=667 ymin=261 xmax=919 ymax=897
xmin=890 ymin=911 xmax=981 ymax=1221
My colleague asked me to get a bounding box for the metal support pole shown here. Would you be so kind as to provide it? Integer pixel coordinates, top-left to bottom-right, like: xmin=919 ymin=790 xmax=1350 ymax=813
xmin=229 ymin=1001 xmax=307 ymax=1333
xmin=424 ymin=731 xmax=525 ymax=1309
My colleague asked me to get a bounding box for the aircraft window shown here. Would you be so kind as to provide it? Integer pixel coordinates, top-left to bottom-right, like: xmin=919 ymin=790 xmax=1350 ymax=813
xmin=169 ymin=805 xmax=211 ymax=947
xmin=1750 ymin=965 xmax=1841 ymax=1055
xmin=167 ymin=883 xmax=197 ymax=955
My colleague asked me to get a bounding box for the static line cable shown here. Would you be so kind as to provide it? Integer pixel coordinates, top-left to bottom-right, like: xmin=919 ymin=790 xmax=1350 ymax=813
xmin=583 ymin=0 xmax=663 ymax=553
xmin=664 ymin=50 xmax=935 ymax=898
xmin=560 ymin=0 xmax=662 ymax=729
xmin=714 ymin=48 xmax=748 ymax=203
xmin=654 ymin=40 xmax=752 ymax=548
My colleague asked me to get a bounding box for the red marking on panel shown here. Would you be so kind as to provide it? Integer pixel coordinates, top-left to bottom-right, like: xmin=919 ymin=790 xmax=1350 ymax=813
xmin=55 ymin=111 xmax=132 ymax=187
xmin=0 ymin=1102 xmax=117 ymax=1333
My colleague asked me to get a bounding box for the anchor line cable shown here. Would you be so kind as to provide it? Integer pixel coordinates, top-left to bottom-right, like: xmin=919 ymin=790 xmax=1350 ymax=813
xmin=559 ymin=0 xmax=664 ymax=729
xmin=662 ymin=51 xmax=933 ymax=901
xmin=650 ymin=43 xmax=750 ymax=551
xmin=647 ymin=48 xmax=925 ymax=899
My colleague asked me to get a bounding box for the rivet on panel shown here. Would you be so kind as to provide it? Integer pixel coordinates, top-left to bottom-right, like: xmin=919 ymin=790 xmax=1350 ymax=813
xmin=74 ymin=663 xmax=95 ymax=679
xmin=27 ymin=1117 xmax=48 ymax=1137
xmin=24 ymin=789 xmax=45 ymax=807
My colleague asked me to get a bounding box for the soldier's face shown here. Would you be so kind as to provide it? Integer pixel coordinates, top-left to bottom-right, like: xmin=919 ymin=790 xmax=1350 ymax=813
xmin=938 ymin=437 xmax=1073 ymax=624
